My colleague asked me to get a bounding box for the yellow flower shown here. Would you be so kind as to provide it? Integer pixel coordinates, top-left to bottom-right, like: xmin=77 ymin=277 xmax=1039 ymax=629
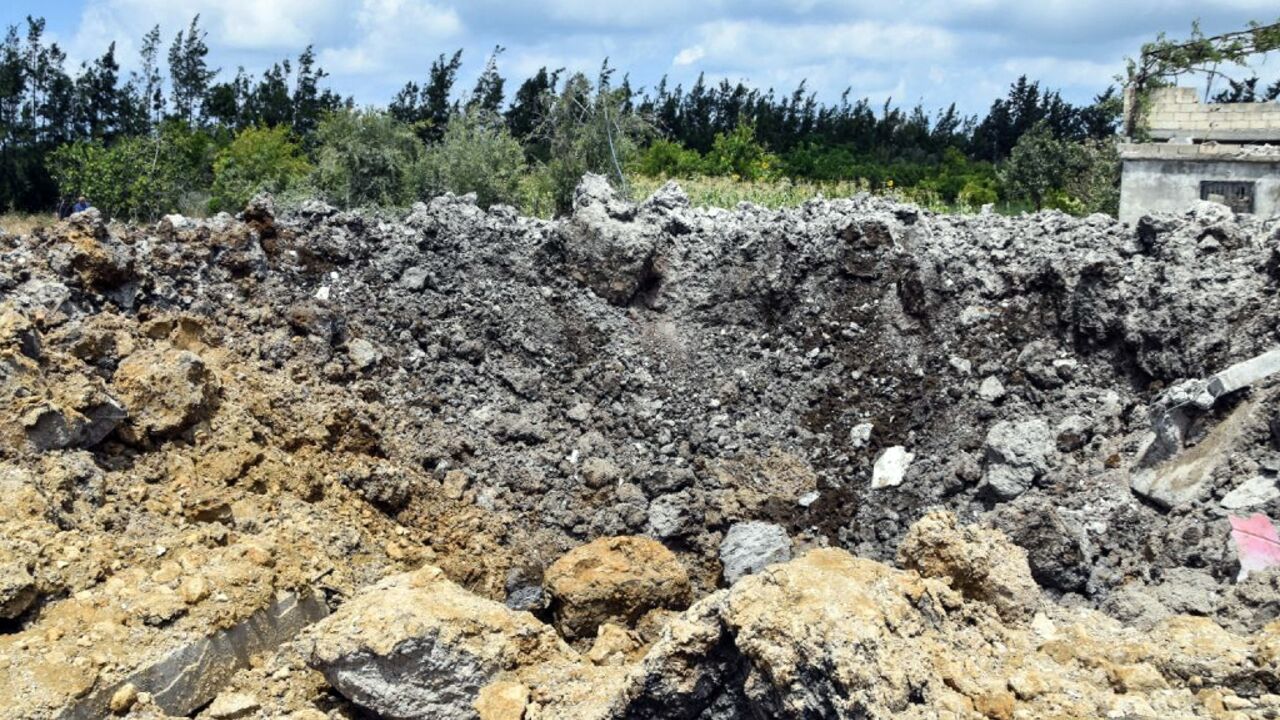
xmin=886 ymin=179 xmax=895 ymax=189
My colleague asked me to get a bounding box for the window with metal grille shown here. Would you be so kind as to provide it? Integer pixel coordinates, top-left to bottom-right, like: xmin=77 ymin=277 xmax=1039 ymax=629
xmin=1200 ymin=181 xmax=1255 ymax=214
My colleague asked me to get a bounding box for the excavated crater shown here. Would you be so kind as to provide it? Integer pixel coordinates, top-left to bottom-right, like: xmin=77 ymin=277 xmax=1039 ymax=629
xmin=1 ymin=177 xmax=1280 ymax=718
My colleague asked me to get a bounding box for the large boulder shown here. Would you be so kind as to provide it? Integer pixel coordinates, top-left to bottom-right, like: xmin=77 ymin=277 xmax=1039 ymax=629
xmin=305 ymin=566 xmax=575 ymax=720
xmin=113 ymin=347 xmax=218 ymax=442
xmin=558 ymin=175 xmax=667 ymax=307
xmin=544 ymin=536 xmax=691 ymax=641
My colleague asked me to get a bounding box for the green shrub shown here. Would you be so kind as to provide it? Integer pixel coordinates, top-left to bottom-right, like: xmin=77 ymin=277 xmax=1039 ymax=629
xmin=416 ymin=111 xmax=526 ymax=208
xmin=49 ymin=136 xmax=178 ymax=221
xmin=210 ymin=126 xmax=312 ymax=212
xmin=312 ymin=108 xmax=425 ymax=208
xmin=702 ymin=124 xmax=775 ymax=180
xmin=633 ymin=139 xmax=704 ymax=178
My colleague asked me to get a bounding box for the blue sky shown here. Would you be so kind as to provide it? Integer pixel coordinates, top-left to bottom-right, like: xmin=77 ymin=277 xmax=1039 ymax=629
xmin=8 ymin=0 xmax=1280 ymax=116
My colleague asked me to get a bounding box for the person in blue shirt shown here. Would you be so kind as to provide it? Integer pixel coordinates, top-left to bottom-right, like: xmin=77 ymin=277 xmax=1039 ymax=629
xmin=71 ymin=196 xmax=91 ymax=213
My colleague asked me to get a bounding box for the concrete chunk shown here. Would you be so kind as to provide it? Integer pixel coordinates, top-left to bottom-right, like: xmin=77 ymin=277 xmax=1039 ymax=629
xmin=1207 ymin=347 xmax=1280 ymax=399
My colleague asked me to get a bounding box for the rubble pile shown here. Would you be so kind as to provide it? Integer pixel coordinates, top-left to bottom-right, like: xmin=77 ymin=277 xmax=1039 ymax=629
xmin=2 ymin=176 xmax=1280 ymax=718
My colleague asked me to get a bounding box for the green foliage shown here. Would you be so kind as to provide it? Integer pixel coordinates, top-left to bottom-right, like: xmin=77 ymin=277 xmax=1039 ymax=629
xmin=701 ymin=123 xmax=775 ymax=180
xmin=416 ymin=110 xmax=526 ymax=208
xmin=1000 ymin=123 xmax=1119 ymax=214
xmin=633 ymin=139 xmax=704 ymax=178
xmin=210 ymin=125 xmax=311 ymax=212
xmin=48 ymin=135 xmax=177 ymax=220
xmin=311 ymin=108 xmax=424 ymax=208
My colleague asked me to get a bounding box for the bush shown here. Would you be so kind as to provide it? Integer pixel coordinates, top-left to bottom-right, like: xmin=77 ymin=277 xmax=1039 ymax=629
xmin=416 ymin=111 xmax=526 ymax=208
xmin=312 ymin=109 xmax=424 ymax=208
xmin=48 ymin=122 xmax=219 ymax=221
xmin=702 ymin=124 xmax=775 ymax=181
xmin=1000 ymin=122 xmax=1119 ymax=215
xmin=633 ymin=139 xmax=704 ymax=178
xmin=210 ymin=126 xmax=312 ymax=212
xmin=49 ymin=136 xmax=178 ymax=221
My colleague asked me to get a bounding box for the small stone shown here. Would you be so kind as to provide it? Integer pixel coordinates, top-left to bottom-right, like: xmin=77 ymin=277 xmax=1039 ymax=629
xmin=849 ymin=422 xmax=873 ymax=449
xmin=567 ymin=402 xmax=592 ymax=423
xmin=978 ymin=376 xmax=1006 ymax=403
xmin=207 ymin=692 xmax=261 ymax=719
xmin=581 ymin=457 xmax=622 ymax=489
xmin=545 ymin=536 xmax=691 ymax=640
xmin=399 ymin=266 xmax=429 ymax=291
xmin=475 ymin=681 xmax=530 ymax=720
xmin=981 ymin=418 xmax=1052 ymax=501
xmin=178 ymin=576 xmax=208 ymax=604
xmin=109 ymin=683 xmax=137 ymax=714
xmin=347 ymin=338 xmax=380 ymax=370
xmin=1055 ymin=414 xmax=1092 ymax=452
xmin=871 ymin=446 xmax=914 ymax=489
xmin=719 ymin=521 xmax=793 ymax=584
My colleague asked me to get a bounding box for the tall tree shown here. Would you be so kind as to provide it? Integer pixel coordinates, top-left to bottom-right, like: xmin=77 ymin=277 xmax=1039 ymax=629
xmin=469 ymin=46 xmax=505 ymax=114
xmin=420 ymin=49 xmax=462 ymax=142
xmin=168 ymin=15 xmax=217 ymax=124
xmin=131 ymin=25 xmax=164 ymax=132
xmin=75 ymin=42 xmax=124 ymax=140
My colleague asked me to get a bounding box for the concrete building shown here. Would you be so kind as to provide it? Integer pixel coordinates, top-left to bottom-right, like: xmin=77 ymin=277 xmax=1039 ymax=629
xmin=1119 ymin=87 xmax=1280 ymax=225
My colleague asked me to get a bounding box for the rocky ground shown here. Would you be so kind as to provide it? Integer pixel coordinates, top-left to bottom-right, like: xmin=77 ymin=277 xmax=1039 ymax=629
xmin=2 ymin=176 xmax=1280 ymax=718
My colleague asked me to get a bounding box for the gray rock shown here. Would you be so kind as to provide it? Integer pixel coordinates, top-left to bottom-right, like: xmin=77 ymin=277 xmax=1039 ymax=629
xmin=65 ymin=594 xmax=328 ymax=719
xmin=977 ymin=376 xmax=1006 ymax=403
xmin=582 ymin=457 xmax=622 ymax=489
xmin=1055 ymin=414 xmax=1092 ymax=452
xmin=719 ymin=521 xmax=793 ymax=584
xmin=848 ymin=422 xmax=873 ymax=449
xmin=347 ymin=338 xmax=380 ymax=370
xmin=399 ymin=266 xmax=430 ymax=291
xmin=647 ymin=492 xmax=701 ymax=538
xmin=1221 ymin=476 xmax=1280 ymax=509
xmin=981 ymin=418 xmax=1053 ymax=500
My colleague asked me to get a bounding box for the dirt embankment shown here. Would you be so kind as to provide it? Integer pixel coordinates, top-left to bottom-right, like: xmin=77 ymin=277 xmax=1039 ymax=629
xmin=2 ymin=177 xmax=1280 ymax=718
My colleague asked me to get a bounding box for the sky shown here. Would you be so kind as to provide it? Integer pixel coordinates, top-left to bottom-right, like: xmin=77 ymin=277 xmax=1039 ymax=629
xmin=8 ymin=0 xmax=1280 ymax=117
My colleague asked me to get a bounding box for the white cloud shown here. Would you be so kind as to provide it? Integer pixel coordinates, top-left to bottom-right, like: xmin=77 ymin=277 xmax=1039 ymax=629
xmin=686 ymin=19 xmax=957 ymax=70
xmin=673 ymin=45 xmax=705 ymax=66
xmin=319 ymin=0 xmax=462 ymax=74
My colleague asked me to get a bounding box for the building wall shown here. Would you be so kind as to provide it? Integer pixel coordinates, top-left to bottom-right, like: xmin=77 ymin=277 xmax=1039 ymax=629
xmin=1129 ymin=87 xmax=1280 ymax=141
xmin=1119 ymin=158 xmax=1280 ymax=225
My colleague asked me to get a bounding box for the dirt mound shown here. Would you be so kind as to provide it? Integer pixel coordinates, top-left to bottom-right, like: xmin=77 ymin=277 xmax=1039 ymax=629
xmin=1 ymin=178 xmax=1279 ymax=716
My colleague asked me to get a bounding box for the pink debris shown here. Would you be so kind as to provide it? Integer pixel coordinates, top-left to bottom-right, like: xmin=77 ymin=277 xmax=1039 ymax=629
xmin=1229 ymin=514 xmax=1280 ymax=581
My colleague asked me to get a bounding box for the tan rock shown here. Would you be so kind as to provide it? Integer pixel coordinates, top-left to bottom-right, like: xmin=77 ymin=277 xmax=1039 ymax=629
xmin=897 ymin=510 xmax=1039 ymax=621
xmin=476 ymin=681 xmax=530 ymax=720
xmin=585 ymin=623 xmax=641 ymax=666
xmin=206 ymin=692 xmax=260 ymax=719
xmin=545 ymin=536 xmax=691 ymax=640
xmin=113 ymin=346 xmax=218 ymax=441
xmin=305 ymin=565 xmax=576 ymax=719
xmin=108 ymin=683 xmax=137 ymax=714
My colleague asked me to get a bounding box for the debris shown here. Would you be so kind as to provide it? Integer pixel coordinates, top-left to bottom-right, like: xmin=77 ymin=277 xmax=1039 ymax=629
xmin=1221 ymin=476 xmax=1280 ymax=510
xmin=898 ymin=511 xmax=1040 ymax=621
xmin=1229 ymin=514 xmax=1280 ymax=581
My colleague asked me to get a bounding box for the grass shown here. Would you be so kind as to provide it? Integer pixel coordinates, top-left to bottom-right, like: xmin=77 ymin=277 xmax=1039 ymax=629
xmin=0 ymin=212 xmax=56 ymax=237
xmin=626 ymin=174 xmax=1035 ymax=215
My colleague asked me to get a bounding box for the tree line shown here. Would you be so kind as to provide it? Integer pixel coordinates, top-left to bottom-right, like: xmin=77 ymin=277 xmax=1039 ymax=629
xmin=0 ymin=14 xmax=1124 ymax=219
